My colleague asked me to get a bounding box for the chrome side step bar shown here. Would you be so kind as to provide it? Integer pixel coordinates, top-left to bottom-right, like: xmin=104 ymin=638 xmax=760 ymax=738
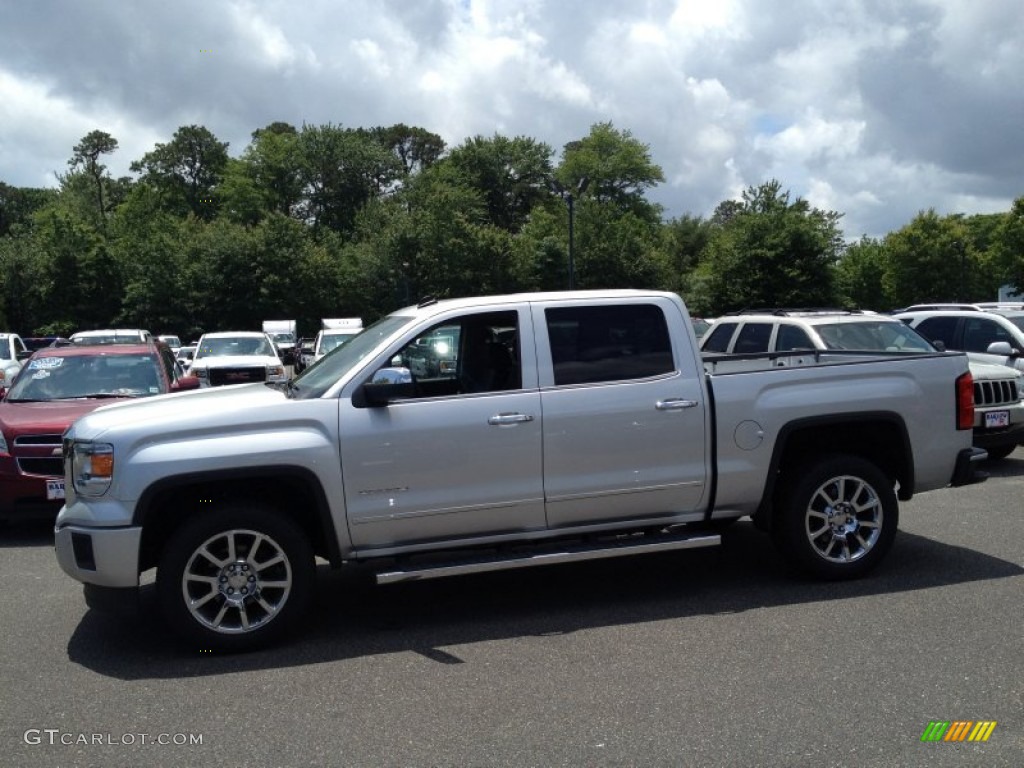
xmin=375 ymin=531 xmax=721 ymax=585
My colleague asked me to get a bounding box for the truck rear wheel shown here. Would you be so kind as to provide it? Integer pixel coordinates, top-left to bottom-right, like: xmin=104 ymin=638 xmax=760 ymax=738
xmin=157 ymin=504 xmax=314 ymax=652
xmin=773 ymin=454 xmax=897 ymax=579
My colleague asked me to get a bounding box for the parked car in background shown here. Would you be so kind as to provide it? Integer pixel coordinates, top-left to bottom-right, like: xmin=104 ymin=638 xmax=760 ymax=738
xmin=0 ymin=333 xmax=32 ymax=394
xmin=313 ymin=318 xmax=363 ymax=363
xmin=0 ymin=341 xmax=199 ymax=521
xmin=896 ymin=308 xmax=1024 ymax=374
xmin=262 ymin=320 xmax=297 ymax=365
xmin=158 ymin=334 xmax=182 ymax=351
xmin=700 ymin=309 xmax=936 ymax=355
xmin=700 ymin=309 xmax=1024 ymax=460
xmin=190 ymin=332 xmax=287 ymax=387
xmin=70 ymin=329 xmax=153 ymax=345
xmin=175 ymin=345 xmax=196 ymax=372
xmin=293 ymin=338 xmax=315 ymax=373
xmin=22 ymin=336 xmax=72 ymax=352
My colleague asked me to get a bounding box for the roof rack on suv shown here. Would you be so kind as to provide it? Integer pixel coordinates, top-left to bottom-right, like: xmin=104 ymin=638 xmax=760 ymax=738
xmin=975 ymin=302 xmax=1024 ymax=310
xmin=724 ymin=307 xmax=869 ymax=317
xmin=901 ymin=303 xmax=982 ymax=312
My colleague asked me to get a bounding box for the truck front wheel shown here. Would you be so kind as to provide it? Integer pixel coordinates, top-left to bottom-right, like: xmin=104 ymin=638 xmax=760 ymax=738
xmin=773 ymin=454 xmax=898 ymax=580
xmin=157 ymin=504 xmax=315 ymax=652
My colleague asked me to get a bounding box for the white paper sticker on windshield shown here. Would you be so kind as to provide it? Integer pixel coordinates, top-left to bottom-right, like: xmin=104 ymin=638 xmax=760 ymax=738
xmin=32 ymin=370 xmax=51 ymax=380
xmin=29 ymin=357 xmax=64 ymax=369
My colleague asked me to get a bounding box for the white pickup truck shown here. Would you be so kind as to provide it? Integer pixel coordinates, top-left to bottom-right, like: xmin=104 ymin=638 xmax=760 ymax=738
xmin=54 ymin=290 xmax=985 ymax=651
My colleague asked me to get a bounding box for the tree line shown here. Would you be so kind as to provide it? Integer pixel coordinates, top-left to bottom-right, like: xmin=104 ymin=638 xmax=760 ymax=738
xmin=0 ymin=120 xmax=1021 ymax=339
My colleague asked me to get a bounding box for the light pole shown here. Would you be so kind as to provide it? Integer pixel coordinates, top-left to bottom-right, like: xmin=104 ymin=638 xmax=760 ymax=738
xmin=549 ymin=177 xmax=590 ymax=290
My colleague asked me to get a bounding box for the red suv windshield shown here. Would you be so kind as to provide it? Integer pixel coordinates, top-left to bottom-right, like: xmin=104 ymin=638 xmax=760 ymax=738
xmin=7 ymin=352 xmax=164 ymax=402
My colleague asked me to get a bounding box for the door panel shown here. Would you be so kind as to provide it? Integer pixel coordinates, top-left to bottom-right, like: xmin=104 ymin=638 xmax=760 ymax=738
xmin=339 ymin=307 xmax=544 ymax=550
xmin=534 ymin=300 xmax=709 ymax=529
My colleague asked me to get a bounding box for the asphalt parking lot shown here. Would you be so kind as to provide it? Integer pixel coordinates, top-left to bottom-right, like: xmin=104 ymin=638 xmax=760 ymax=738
xmin=2 ymin=452 xmax=1022 ymax=768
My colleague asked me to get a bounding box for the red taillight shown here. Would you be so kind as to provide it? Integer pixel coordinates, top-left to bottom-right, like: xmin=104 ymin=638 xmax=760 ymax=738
xmin=956 ymin=371 xmax=974 ymax=430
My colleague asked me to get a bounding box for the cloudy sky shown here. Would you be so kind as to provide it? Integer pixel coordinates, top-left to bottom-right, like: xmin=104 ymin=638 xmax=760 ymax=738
xmin=1 ymin=0 xmax=1021 ymax=239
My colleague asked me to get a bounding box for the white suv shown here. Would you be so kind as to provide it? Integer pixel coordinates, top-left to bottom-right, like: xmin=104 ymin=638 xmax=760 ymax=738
xmin=700 ymin=310 xmax=935 ymax=355
xmin=895 ymin=309 xmax=1024 ymax=374
xmin=702 ymin=310 xmax=1024 ymax=460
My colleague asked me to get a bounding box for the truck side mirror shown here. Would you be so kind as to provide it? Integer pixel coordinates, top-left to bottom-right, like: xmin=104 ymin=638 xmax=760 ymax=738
xmin=931 ymin=340 xmax=946 ymax=352
xmin=358 ymin=367 xmax=414 ymax=407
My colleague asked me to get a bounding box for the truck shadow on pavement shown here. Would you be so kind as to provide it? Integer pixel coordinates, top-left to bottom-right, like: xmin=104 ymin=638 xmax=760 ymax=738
xmin=65 ymin=520 xmax=1023 ymax=680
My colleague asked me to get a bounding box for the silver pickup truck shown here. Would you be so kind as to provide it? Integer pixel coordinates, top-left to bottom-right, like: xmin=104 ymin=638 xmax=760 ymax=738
xmin=55 ymin=290 xmax=985 ymax=651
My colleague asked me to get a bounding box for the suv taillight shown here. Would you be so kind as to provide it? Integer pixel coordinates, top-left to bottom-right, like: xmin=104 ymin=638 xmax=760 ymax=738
xmin=956 ymin=371 xmax=974 ymax=430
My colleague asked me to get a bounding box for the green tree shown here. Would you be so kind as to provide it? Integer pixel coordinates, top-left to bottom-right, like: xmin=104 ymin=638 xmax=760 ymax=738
xmin=130 ymin=125 xmax=230 ymax=220
xmin=556 ymin=122 xmax=665 ymax=222
xmin=991 ymin=197 xmax=1024 ymax=296
xmin=371 ymin=123 xmax=446 ymax=178
xmin=0 ymin=184 xmax=58 ymax=237
xmin=881 ymin=210 xmax=974 ymax=306
xmin=692 ymin=180 xmax=843 ymax=313
xmin=834 ymin=237 xmax=891 ymax=309
xmin=442 ymin=134 xmax=554 ymax=233
xmin=68 ymin=130 xmax=119 ymax=231
xmin=297 ymin=123 xmax=401 ymax=236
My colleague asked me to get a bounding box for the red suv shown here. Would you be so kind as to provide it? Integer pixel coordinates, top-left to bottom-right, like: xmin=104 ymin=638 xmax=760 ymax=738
xmin=0 ymin=342 xmax=199 ymax=521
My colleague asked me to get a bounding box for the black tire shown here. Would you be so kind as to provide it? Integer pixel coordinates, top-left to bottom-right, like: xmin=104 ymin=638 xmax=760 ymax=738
xmin=982 ymin=444 xmax=1017 ymax=461
xmin=157 ymin=504 xmax=315 ymax=652
xmin=772 ymin=454 xmax=898 ymax=580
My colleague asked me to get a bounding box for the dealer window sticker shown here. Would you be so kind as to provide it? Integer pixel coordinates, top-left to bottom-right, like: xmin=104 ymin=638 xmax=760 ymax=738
xmin=29 ymin=357 xmax=64 ymax=369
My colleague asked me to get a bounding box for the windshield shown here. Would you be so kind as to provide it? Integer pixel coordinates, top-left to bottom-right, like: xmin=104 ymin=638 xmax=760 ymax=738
xmin=319 ymin=332 xmax=359 ymax=354
xmin=6 ymin=354 xmax=163 ymax=401
xmin=816 ymin=321 xmax=935 ymax=352
xmin=290 ymin=315 xmax=412 ymax=399
xmin=71 ymin=332 xmax=143 ymax=345
xmin=196 ymin=336 xmax=277 ymax=358
xmin=1003 ymin=315 xmax=1024 ymax=333
xmin=271 ymin=333 xmax=295 ymax=344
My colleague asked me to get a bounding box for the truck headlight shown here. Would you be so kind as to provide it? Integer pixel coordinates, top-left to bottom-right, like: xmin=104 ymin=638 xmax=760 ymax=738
xmin=194 ymin=367 xmax=208 ymax=379
xmin=0 ymin=430 xmax=8 ymax=455
xmin=71 ymin=442 xmax=114 ymax=496
xmin=268 ymin=365 xmax=284 ymax=377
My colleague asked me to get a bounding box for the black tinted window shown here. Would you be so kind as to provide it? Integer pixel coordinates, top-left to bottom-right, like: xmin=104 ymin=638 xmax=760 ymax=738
xmin=776 ymin=325 xmax=814 ymax=351
xmin=546 ymin=304 xmax=674 ymax=385
xmin=733 ymin=323 xmax=772 ymax=353
xmin=701 ymin=322 xmax=737 ymax=353
xmin=915 ymin=317 xmax=959 ymax=348
xmin=962 ymin=318 xmax=1013 ymax=352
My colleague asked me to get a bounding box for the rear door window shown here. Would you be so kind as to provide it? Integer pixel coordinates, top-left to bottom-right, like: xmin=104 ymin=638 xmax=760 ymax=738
xmin=545 ymin=304 xmax=674 ymax=385
xmin=732 ymin=322 xmax=772 ymax=353
xmin=914 ymin=316 xmax=959 ymax=349
xmin=776 ymin=325 xmax=814 ymax=351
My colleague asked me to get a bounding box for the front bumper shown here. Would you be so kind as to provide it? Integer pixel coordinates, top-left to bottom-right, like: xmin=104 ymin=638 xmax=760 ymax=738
xmin=54 ymin=523 xmax=142 ymax=588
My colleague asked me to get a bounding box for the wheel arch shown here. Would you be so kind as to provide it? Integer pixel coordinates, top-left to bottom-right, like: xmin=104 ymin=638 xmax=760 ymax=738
xmin=753 ymin=412 xmax=913 ymax=531
xmin=134 ymin=465 xmax=343 ymax=573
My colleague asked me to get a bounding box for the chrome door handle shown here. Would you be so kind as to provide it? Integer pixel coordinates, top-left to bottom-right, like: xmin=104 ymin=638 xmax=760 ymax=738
xmin=488 ymin=413 xmax=535 ymax=426
xmin=656 ymin=399 xmax=698 ymax=411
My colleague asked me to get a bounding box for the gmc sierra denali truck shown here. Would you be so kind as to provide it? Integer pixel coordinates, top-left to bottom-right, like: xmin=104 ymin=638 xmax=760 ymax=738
xmin=54 ymin=290 xmax=984 ymax=651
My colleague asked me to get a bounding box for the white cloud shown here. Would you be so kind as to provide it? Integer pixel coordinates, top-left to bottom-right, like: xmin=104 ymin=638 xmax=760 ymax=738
xmin=0 ymin=0 xmax=1019 ymax=239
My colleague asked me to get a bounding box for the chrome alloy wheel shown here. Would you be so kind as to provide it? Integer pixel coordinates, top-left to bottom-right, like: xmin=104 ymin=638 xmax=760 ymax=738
xmin=803 ymin=474 xmax=883 ymax=564
xmin=181 ymin=529 xmax=293 ymax=634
